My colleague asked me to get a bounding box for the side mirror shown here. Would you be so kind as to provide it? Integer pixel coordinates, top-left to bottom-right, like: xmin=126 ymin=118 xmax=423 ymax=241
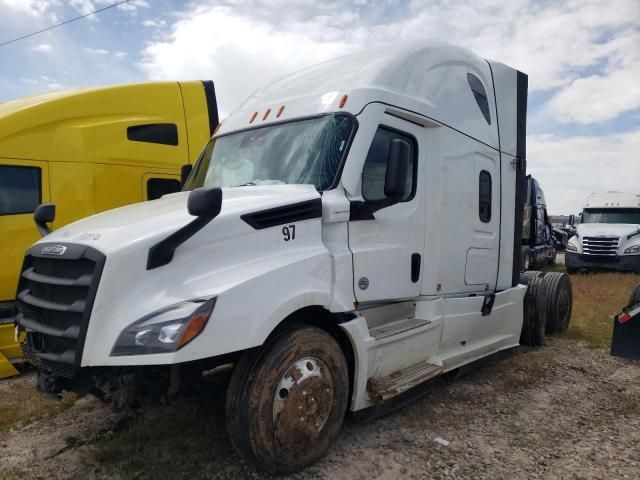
xmin=384 ymin=139 xmax=411 ymax=199
xmin=568 ymin=214 xmax=575 ymax=227
xmin=34 ymin=204 xmax=55 ymax=237
xmin=187 ymin=187 xmax=222 ymax=218
xmin=180 ymin=164 xmax=193 ymax=187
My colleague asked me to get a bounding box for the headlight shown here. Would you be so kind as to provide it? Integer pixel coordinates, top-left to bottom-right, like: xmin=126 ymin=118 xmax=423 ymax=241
xmin=111 ymin=297 xmax=216 ymax=356
xmin=624 ymin=245 xmax=640 ymax=255
xmin=566 ymin=243 xmax=578 ymax=252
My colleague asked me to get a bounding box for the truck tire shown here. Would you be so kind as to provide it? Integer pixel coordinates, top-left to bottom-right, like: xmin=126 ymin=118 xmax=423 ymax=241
xmin=225 ymin=324 xmax=349 ymax=473
xmin=630 ymin=283 xmax=640 ymax=306
xmin=540 ymin=272 xmax=573 ymax=333
xmin=520 ymin=271 xmax=547 ymax=347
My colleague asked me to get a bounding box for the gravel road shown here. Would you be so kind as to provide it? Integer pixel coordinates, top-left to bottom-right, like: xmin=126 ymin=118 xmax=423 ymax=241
xmin=1 ymin=336 xmax=639 ymax=480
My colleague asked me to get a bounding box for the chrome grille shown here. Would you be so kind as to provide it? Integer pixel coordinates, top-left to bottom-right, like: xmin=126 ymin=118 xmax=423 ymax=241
xmin=14 ymin=243 xmax=105 ymax=375
xmin=582 ymin=236 xmax=620 ymax=257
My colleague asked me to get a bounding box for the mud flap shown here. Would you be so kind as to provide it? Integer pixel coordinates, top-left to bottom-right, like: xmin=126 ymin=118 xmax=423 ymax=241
xmin=0 ymin=323 xmax=21 ymax=379
xmin=611 ymin=302 xmax=640 ymax=360
xmin=0 ymin=352 xmax=19 ymax=378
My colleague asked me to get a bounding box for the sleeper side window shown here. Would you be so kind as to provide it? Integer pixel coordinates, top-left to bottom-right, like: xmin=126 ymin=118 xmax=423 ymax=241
xmin=0 ymin=166 xmax=41 ymax=215
xmin=147 ymin=178 xmax=181 ymax=200
xmin=479 ymin=170 xmax=492 ymax=223
xmin=362 ymin=127 xmax=416 ymax=202
xmin=467 ymin=73 xmax=491 ymax=125
xmin=127 ymin=124 xmax=179 ymax=146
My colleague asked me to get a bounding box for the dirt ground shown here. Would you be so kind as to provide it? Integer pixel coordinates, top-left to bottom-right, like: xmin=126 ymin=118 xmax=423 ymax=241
xmin=1 ymin=335 xmax=639 ymax=480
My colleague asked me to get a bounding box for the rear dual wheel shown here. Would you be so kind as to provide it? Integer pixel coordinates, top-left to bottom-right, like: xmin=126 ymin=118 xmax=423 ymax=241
xmin=225 ymin=325 xmax=348 ymax=473
xmin=520 ymin=271 xmax=573 ymax=345
xmin=541 ymin=272 xmax=573 ymax=333
xmin=520 ymin=271 xmax=548 ymax=346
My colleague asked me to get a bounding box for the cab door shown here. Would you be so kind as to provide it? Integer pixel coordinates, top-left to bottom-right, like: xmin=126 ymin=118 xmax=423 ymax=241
xmin=348 ymin=115 xmax=426 ymax=302
xmin=0 ymin=160 xmax=50 ymax=306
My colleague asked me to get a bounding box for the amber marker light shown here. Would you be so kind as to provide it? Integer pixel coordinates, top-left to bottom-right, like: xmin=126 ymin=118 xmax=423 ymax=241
xmin=339 ymin=94 xmax=348 ymax=108
xmin=263 ymin=108 xmax=272 ymax=120
xmin=177 ymin=298 xmax=216 ymax=349
xmin=214 ymin=122 xmax=222 ymax=134
xmin=249 ymin=112 xmax=258 ymax=123
xmin=276 ymin=105 xmax=285 ymax=117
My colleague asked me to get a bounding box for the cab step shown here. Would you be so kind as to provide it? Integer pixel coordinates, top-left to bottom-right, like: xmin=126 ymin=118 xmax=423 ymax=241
xmin=368 ymin=317 xmax=430 ymax=340
xmin=367 ymin=360 xmax=442 ymax=403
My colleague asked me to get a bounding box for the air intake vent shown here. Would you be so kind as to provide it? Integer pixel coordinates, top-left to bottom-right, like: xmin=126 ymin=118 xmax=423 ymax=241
xmin=241 ymin=199 xmax=322 ymax=230
xmin=14 ymin=243 xmax=105 ymax=376
xmin=582 ymin=236 xmax=620 ymax=257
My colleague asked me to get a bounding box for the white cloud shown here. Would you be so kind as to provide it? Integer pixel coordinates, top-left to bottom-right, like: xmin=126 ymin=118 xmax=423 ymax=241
xmin=69 ymin=0 xmax=96 ymax=17
xmin=31 ymin=43 xmax=53 ymax=53
xmin=114 ymin=51 xmax=127 ymax=58
xmin=141 ymin=18 xmax=166 ymax=28
xmin=542 ymin=29 xmax=640 ymax=124
xmin=528 ymin=131 xmax=640 ymax=213
xmin=0 ymin=0 xmax=59 ymax=18
xmin=139 ymin=0 xmax=640 ymax=124
xmin=84 ymin=47 xmax=109 ymax=55
xmin=139 ymin=5 xmax=352 ymax=115
xmin=117 ymin=0 xmax=149 ymax=12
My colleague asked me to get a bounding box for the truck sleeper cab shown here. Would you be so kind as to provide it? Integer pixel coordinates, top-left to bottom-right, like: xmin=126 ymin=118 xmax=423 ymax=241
xmin=15 ymin=41 xmax=565 ymax=472
xmin=566 ymin=191 xmax=640 ymax=273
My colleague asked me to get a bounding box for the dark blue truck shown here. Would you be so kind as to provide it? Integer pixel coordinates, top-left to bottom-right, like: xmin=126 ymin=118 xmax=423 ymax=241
xmin=522 ymin=175 xmax=556 ymax=270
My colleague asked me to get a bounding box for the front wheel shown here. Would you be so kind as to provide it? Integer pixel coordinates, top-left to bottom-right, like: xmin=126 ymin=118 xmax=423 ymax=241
xmin=225 ymin=325 xmax=349 ymax=473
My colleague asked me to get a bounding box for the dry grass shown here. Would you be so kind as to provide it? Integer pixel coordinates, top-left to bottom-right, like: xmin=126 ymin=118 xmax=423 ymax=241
xmin=564 ymin=272 xmax=639 ymax=348
xmin=0 ymin=375 xmax=76 ymax=435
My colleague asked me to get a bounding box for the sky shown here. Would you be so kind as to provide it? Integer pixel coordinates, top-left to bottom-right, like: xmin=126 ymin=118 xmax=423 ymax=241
xmin=0 ymin=0 xmax=638 ymax=214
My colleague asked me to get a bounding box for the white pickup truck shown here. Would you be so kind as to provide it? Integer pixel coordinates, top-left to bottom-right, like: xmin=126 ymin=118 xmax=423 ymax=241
xmin=566 ymin=191 xmax=640 ymax=273
xmin=15 ymin=40 xmax=571 ymax=472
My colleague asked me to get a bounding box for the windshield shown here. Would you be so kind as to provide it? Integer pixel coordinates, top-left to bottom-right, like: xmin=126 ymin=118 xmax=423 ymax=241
xmin=581 ymin=208 xmax=640 ymax=224
xmin=185 ymin=114 xmax=356 ymax=191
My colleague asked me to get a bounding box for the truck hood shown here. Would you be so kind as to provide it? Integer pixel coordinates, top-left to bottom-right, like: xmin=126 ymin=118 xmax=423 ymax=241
xmin=39 ymin=184 xmax=321 ymax=255
xmin=576 ymin=223 xmax=640 ymax=238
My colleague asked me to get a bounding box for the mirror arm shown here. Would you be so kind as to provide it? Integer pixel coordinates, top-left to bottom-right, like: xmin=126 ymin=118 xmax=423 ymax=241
xmin=146 ymin=215 xmax=214 ymax=270
xmin=35 ymin=221 xmax=51 ymax=238
xmin=349 ymin=198 xmax=396 ymax=221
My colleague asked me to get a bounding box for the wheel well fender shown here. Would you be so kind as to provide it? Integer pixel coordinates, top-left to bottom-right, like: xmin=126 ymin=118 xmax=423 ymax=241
xmin=266 ymin=306 xmax=357 ymax=403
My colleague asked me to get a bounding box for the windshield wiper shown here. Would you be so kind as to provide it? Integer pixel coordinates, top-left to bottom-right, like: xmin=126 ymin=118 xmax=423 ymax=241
xmin=235 ymin=182 xmax=256 ymax=187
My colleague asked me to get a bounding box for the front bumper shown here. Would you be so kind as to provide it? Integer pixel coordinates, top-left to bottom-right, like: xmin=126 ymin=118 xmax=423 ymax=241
xmin=566 ymin=252 xmax=640 ymax=273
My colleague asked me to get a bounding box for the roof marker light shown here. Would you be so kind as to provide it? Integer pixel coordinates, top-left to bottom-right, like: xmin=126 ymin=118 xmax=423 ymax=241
xmin=214 ymin=122 xmax=222 ymax=134
xmin=339 ymin=94 xmax=348 ymax=108
xmin=276 ymin=105 xmax=285 ymax=118
xmin=250 ymin=112 xmax=258 ymax=123
xmin=263 ymin=108 xmax=271 ymax=120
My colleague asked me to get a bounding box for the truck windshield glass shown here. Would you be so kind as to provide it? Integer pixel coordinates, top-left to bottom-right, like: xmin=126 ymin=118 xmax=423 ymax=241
xmin=185 ymin=114 xmax=356 ymax=191
xmin=581 ymin=208 xmax=640 ymax=224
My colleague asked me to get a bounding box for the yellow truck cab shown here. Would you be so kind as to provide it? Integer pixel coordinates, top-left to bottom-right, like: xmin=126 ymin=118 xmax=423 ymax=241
xmin=0 ymin=81 xmax=218 ymax=376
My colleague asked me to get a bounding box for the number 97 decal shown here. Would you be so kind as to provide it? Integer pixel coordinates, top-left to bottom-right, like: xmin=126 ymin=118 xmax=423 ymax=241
xmin=282 ymin=225 xmax=296 ymax=241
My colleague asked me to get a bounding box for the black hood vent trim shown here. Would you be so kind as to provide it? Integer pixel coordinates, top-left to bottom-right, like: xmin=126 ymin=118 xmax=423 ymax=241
xmin=241 ymin=199 xmax=322 ymax=230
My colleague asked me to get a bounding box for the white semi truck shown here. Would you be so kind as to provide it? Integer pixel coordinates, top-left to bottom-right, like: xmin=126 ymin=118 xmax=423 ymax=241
xmin=15 ymin=41 xmax=570 ymax=472
xmin=566 ymin=192 xmax=640 ymax=273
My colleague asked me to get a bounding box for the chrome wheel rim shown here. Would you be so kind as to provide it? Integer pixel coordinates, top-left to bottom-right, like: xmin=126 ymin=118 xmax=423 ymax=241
xmin=272 ymin=357 xmax=334 ymax=447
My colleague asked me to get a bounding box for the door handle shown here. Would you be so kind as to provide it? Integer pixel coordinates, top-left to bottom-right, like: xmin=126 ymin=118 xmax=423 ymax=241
xmin=411 ymin=253 xmax=421 ymax=283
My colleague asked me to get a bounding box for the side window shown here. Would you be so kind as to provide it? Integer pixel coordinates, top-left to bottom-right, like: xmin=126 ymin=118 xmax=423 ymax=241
xmin=147 ymin=178 xmax=181 ymax=200
xmin=479 ymin=170 xmax=492 ymax=223
xmin=0 ymin=166 xmax=41 ymax=215
xmin=362 ymin=127 xmax=416 ymax=202
xmin=467 ymin=73 xmax=491 ymax=124
xmin=127 ymin=124 xmax=179 ymax=146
